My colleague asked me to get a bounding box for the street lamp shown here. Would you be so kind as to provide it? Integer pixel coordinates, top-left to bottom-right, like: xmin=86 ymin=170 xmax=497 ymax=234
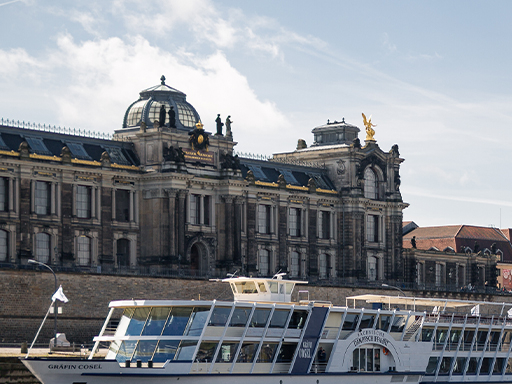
xmin=28 ymin=259 xmax=58 ymax=351
xmin=382 ymin=283 xmax=407 ymax=310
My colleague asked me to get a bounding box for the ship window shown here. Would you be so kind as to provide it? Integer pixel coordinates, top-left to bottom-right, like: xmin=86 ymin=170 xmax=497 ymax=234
xmin=152 ymin=340 xmax=180 ymax=363
xmin=452 ymin=357 xmax=466 ymax=374
xmin=390 ymin=316 xmax=406 ymax=333
xmin=115 ymin=340 xmax=137 ymax=363
xmin=268 ymin=281 xmax=278 ymax=293
xmin=197 ymin=342 xmax=219 ymax=362
xmin=494 ymin=358 xmax=505 ymax=375
xmin=257 ymin=343 xmax=278 ymax=363
xmin=342 ymin=313 xmax=359 ymax=331
xmin=216 ymin=342 xmax=238 ymax=363
xmin=489 ymin=331 xmax=501 ymax=349
xmin=250 ymin=308 xmax=271 ymax=327
xmin=115 ymin=308 xmax=134 ymax=337
xmin=185 ymin=307 xmax=210 ymax=336
xmin=125 ymin=308 xmax=150 ymax=336
xmin=235 ymin=281 xmax=257 ymax=294
xmin=237 ymin=343 xmax=258 ymax=363
xmin=480 ymin=357 xmax=492 ymax=375
xmin=359 ymin=314 xmax=375 ymax=329
xmin=439 ymin=357 xmax=451 ymax=374
xmin=286 ymin=283 xmax=294 ymax=294
xmin=275 ymin=343 xmax=297 ymax=363
xmin=449 ymin=329 xmax=461 ymax=344
xmin=503 ymin=331 xmax=512 ymax=351
xmin=209 ymin=307 xmax=231 ymax=327
xmin=466 ymin=357 xmax=478 ymax=374
xmin=352 ymin=348 xmax=380 ymax=372
xmin=142 ymin=307 xmax=170 ymax=336
xmin=229 ymin=307 xmax=251 ymax=327
xmin=162 ymin=307 xmax=193 ymax=336
xmin=376 ymin=315 xmax=391 ymax=331
xmin=269 ymin=310 xmax=290 ymax=328
xmin=435 ymin=328 xmax=448 ymax=344
xmin=463 ymin=330 xmax=474 ymax=348
xmin=258 ymin=282 xmax=267 ymax=292
xmin=506 ymin=358 xmax=512 ymax=374
xmin=175 ymin=341 xmax=197 ymax=361
xmin=288 ymin=310 xmax=307 ymax=329
xmin=132 ymin=341 xmax=157 ymax=362
xmin=425 ymin=357 xmax=438 ymax=375
xmin=421 ymin=328 xmax=434 ymax=342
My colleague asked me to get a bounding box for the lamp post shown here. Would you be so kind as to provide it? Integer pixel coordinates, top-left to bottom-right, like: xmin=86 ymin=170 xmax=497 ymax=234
xmin=28 ymin=259 xmax=58 ymax=350
xmin=382 ymin=283 xmax=407 ymax=310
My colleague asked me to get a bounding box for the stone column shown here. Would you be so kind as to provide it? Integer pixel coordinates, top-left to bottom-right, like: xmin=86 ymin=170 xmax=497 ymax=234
xmin=200 ymin=195 xmax=205 ymax=225
xmin=71 ymin=184 xmax=76 ymax=217
xmin=57 ymin=183 xmax=61 ymax=217
xmin=111 ymin=189 xmax=116 ymax=221
xmin=129 ymin=190 xmax=134 ymax=222
xmin=224 ymin=195 xmax=234 ymax=262
xmin=177 ymin=191 xmax=187 ymax=258
xmin=166 ymin=189 xmax=177 ymax=256
xmin=91 ymin=186 xmax=96 ymax=218
xmin=30 ymin=180 xmax=35 ymax=213
xmin=8 ymin=178 xmax=14 ymax=212
xmin=51 ymin=182 xmax=56 ymax=215
xmin=234 ymin=197 xmax=243 ymax=263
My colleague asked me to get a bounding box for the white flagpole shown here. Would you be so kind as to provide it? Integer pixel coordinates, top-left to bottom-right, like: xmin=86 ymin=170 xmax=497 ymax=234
xmin=26 ymin=302 xmax=53 ymax=358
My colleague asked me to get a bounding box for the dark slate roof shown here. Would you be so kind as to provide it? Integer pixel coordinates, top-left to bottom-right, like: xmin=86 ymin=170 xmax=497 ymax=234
xmin=0 ymin=124 xmax=140 ymax=166
xmin=239 ymin=158 xmax=335 ymax=190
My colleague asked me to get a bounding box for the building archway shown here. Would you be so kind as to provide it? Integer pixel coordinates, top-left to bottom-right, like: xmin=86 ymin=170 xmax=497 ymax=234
xmin=187 ymin=240 xmax=209 ymax=275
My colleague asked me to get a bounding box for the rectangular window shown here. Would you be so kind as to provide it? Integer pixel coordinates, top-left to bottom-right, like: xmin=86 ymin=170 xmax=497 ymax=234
xmin=435 ymin=264 xmax=444 ymax=287
xmin=115 ymin=189 xmax=130 ymax=222
xmin=35 ymin=181 xmax=50 ymax=215
xmin=366 ymin=215 xmax=379 ymax=242
xmin=35 ymin=232 xmax=50 ymax=264
xmin=0 ymin=177 xmax=7 ymax=212
xmin=319 ymin=211 xmax=331 ymax=239
xmin=289 ymin=208 xmax=301 ymax=237
xmin=77 ymin=236 xmax=91 ymax=266
xmin=190 ymin=194 xmax=200 ymax=224
xmin=203 ymin=196 xmax=210 ymax=226
xmin=290 ymin=251 xmax=300 ymax=277
xmin=259 ymin=249 xmax=270 ymax=275
xmin=258 ymin=205 xmax=271 ymax=234
xmin=76 ymin=185 xmax=91 ymax=219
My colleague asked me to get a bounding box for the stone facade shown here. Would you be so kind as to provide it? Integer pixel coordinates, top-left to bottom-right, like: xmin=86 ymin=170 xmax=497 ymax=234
xmin=0 ymin=78 xmax=407 ymax=286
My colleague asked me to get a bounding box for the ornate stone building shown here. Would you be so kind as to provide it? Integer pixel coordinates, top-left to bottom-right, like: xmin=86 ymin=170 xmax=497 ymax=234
xmin=0 ymin=77 xmax=406 ymax=283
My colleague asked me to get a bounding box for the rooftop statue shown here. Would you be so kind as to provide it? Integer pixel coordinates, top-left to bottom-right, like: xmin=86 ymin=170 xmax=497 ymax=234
xmin=225 ymin=115 xmax=232 ymax=138
xmin=168 ymin=106 xmax=176 ymax=128
xmin=215 ymin=114 xmax=224 ymax=135
xmin=159 ymin=105 xmax=166 ymax=127
xmin=362 ymin=113 xmax=377 ymax=141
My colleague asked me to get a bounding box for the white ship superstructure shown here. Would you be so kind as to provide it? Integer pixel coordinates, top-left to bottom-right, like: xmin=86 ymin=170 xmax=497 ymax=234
xmin=22 ymin=276 xmax=512 ymax=383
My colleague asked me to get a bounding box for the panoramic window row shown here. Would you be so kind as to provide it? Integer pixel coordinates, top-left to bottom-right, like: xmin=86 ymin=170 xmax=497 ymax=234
xmin=422 ymin=327 xmax=512 ymax=352
xmin=426 ymin=355 xmax=512 ymax=376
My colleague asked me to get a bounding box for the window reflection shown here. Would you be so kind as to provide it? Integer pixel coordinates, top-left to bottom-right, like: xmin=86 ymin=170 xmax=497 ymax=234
xmin=269 ymin=310 xmax=290 ymax=328
xmin=132 ymin=340 xmax=158 ymax=362
xmin=152 ymin=340 xmax=180 ymax=363
xmin=186 ymin=307 xmax=210 ymax=336
xmin=125 ymin=308 xmax=150 ymax=336
xmin=162 ymin=307 xmax=193 ymax=336
xmin=142 ymin=307 xmax=170 ymax=336
xmin=237 ymin=343 xmax=258 ymax=363
xmin=250 ymin=308 xmax=271 ymax=327
xmin=216 ymin=342 xmax=239 ymax=363
xmin=230 ymin=307 xmax=251 ymax=327
xmin=209 ymin=307 xmax=231 ymax=327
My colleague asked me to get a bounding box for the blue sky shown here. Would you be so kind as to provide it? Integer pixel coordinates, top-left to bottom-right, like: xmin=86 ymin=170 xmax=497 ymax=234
xmin=1 ymin=0 xmax=512 ymax=229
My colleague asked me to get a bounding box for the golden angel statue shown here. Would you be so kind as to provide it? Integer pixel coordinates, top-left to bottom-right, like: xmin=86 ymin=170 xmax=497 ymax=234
xmin=362 ymin=113 xmax=376 ymax=141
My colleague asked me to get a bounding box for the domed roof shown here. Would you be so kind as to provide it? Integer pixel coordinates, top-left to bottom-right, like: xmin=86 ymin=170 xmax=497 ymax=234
xmin=122 ymin=75 xmax=201 ymax=131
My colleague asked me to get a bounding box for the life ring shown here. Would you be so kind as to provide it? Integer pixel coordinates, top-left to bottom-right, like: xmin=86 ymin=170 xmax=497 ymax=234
xmin=382 ymin=347 xmax=389 ymax=356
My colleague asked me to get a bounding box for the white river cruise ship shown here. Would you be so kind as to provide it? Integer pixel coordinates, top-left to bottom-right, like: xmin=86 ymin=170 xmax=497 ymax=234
xmin=22 ymin=275 xmax=512 ymax=383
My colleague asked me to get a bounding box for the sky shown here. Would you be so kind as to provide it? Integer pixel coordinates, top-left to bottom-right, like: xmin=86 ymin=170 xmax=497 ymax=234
xmin=1 ymin=0 xmax=512 ymax=229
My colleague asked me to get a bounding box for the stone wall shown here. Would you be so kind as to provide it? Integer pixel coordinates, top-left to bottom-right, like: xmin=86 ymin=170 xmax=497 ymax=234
xmin=2 ymin=270 xmax=512 ymax=346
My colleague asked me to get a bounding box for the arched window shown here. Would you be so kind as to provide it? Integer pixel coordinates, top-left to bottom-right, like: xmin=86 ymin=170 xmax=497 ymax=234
xmin=35 ymin=232 xmax=50 ymax=264
xmin=77 ymin=236 xmax=91 ymax=266
xmin=364 ymin=168 xmax=377 ymax=199
xmin=259 ymin=249 xmax=270 ymax=276
xmin=0 ymin=230 xmax=7 ymax=261
xmin=290 ymin=251 xmax=300 ymax=277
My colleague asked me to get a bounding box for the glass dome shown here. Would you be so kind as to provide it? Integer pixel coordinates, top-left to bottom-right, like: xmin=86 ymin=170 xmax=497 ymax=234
xmin=123 ymin=76 xmax=201 ymax=131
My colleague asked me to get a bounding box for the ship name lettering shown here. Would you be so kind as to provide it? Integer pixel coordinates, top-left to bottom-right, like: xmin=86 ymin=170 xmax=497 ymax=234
xmin=48 ymin=364 xmax=102 ymax=370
